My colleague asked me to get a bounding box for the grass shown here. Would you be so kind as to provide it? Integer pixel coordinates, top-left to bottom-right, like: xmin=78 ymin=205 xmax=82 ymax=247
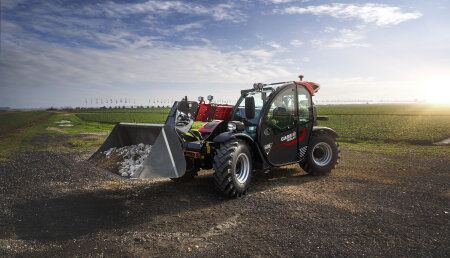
xmin=339 ymin=141 xmax=450 ymax=157
xmin=0 ymin=104 xmax=448 ymax=159
xmin=73 ymin=108 xmax=171 ymax=124
xmin=386 ymin=161 xmax=401 ymax=166
xmin=318 ymin=115 xmax=450 ymax=144
xmin=66 ymin=138 xmax=86 ymax=147
xmin=316 ymin=104 xmax=450 ymax=116
xmin=315 ymin=104 xmax=450 ymax=145
xmin=0 ymin=111 xmax=52 ymax=135
xmin=0 ymin=112 xmax=113 ymax=158
xmin=106 ymin=182 xmax=125 ymax=189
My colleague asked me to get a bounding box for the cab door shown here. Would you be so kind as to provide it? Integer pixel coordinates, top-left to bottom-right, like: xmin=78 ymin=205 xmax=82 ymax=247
xmin=259 ymin=85 xmax=298 ymax=166
xmin=296 ymin=85 xmax=314 ymax=161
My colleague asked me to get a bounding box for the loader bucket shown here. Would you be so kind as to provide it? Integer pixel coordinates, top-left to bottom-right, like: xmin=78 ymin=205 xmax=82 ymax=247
xmin=89 ymin=123 xmax=186 ymax=179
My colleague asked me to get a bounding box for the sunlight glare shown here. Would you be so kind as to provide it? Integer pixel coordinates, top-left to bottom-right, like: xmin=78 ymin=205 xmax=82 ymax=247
xmin=424 ymin=79 xmax=450 ymax=104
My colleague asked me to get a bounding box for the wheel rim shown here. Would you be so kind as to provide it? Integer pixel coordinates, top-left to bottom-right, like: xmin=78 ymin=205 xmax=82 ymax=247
xmin=312 ymin=142 xmax=332 ymax=166
xmin=235 ymin=153 xmax=250 ymax=184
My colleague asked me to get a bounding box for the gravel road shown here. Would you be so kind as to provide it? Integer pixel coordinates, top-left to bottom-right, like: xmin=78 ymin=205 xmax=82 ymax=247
xmin=0 ymin=147 xmax=449 ymax=257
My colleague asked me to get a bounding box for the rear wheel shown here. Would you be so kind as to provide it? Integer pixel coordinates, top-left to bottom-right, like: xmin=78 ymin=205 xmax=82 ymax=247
xmin=300 ymin=133 xmax=340 ymax=176
xmin=213 ymin=139 xmax=252 ymax=197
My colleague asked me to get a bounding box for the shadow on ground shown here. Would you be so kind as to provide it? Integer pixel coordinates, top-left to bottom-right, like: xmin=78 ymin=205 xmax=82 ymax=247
xmin=11 ymin=165 xmax=313 ymax=242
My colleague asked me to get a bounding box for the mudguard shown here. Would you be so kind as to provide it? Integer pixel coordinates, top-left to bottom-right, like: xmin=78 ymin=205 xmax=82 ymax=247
xmin=312 ymin=126 xmax=338 ymax=138
xmin=213 ymin=132 xmax=270 ymax=170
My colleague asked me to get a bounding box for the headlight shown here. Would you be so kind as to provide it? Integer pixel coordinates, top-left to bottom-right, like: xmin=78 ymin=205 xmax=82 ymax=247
xmin=227 ymin=122 xmax=237 ymax=132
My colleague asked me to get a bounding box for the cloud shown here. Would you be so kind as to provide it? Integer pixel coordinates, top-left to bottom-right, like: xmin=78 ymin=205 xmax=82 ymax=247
xmin=327 ymin=29 xmax=371 ymax=48
xmin=311 ymin=29 xmax=371 ymax=48
xmin=270 ymin=0 xmax=311 ymax=4
xmin=267 ymin=41 xmax=282 ymax=49
xmin=282 ymin=3 xmax=422 ymax=26
xmin=271 ymin=0 xmax=294 ymax=3
xmin=174 ymin=22 xmax=203 ymax=32
xmin=1 ymin=0 xmax=28 ymax=9
xmin=0 ymin=33 xmax=291 ymax=97
xmin=290 ymin=40 xmax=304 ymax=47
xmin=91 ymin=1 xmax=245 ymax=22
xmin=323 ymin=26 xmax=336 ymax=33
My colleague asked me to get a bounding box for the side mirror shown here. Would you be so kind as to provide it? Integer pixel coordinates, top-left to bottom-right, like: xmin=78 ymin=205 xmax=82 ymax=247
xmin=245 ymin=96 xmax=255 ymax=119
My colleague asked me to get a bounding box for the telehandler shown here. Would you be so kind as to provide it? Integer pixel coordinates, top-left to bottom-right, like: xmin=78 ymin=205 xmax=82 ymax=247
xmin=90 ymin=76 xmax=340 ymax=197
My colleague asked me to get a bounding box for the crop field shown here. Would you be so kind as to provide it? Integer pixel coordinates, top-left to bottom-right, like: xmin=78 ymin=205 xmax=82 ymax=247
xmin=0 ymin=104 xmax=448 ymax=158
xmin=316 ymin=104 xmax=450 ymax=115
xmin=0 ymin=111 xmax=51 ymax=136
xmin=73 ymin=108 xmax=171 ymax=124
xmin=68 ymin=104 xmax=450 ymax=145
xmin=316 ymin=104 xmax=450 ymax=144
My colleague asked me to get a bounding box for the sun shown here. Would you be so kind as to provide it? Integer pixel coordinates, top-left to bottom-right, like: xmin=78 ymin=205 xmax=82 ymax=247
xmin=424 ymin=80 xmax=450 ymax=104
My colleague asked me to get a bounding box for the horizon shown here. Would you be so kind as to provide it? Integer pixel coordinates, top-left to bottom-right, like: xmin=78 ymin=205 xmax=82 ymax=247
xmin=1 ymin=0 xmax=450 ymax=108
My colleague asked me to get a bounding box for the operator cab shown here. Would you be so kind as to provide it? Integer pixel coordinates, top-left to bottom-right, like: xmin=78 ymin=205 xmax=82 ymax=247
xmin=231 ymin=80 xmax=317 ymax=166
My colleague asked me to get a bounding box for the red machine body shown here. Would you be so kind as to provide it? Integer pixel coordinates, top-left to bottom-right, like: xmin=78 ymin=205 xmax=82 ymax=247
xmin=213 ymin=106 xmax=232 ymax=120
xmin=195 ymin=101 xmax=232 ymax=122
xmin=295 ymin=81 xmax=320 ymax=95
xmin=195 ymin=102 xmax=212 ymax=122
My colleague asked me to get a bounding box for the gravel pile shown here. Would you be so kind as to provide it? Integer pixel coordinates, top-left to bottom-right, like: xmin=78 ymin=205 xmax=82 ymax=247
xmin=102 ymin=143 xmax=152 ymax=177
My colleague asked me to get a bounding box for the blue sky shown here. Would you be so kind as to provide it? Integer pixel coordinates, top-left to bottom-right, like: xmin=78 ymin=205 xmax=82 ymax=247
xmin=1 ymin=0 xmax=449 ymax=108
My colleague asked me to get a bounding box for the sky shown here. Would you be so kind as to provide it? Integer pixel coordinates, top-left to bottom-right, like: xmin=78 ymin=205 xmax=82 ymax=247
xmin=1 ymin=0 xmax=449 ymax=108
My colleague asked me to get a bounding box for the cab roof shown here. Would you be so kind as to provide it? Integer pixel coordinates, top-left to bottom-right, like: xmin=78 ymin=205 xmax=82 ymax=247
xmin=241 ymin=81 xmax=320 ymax=96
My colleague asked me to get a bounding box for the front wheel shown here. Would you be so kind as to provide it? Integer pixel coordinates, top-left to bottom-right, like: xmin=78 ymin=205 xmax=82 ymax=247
xmin=300 ymin=133 xmax=340 ymax=176
xmin=213 ymin=139 xmax=252 ymax=197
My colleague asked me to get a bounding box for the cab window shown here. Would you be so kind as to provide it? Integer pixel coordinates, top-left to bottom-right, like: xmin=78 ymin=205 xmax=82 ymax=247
xmin=297 ymin=86 xmax=311 ymax=123
xmin=264 ymin=87 xmax=296 ymax=133
xmin=234 ymin=91 xmax=265 ymax=125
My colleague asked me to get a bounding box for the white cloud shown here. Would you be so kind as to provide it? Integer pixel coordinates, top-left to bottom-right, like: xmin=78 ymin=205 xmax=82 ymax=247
xmin=302 ymin=57 xmax=310 ymax=62
xmin=290 ymin=39 xmax=304 ymax=47
xmin=92 ymin=1 xmax=245 ymax=22
xmin=271 ymin=0 xmax=294 ymax=3
xmin=282 ymin=3 xmax=422 ymax=26
xmin=311 ymin=29 xmax=371 ymax=48
xmin=0 ymin=35 xmax=291 ymax=96
xmin=267 ymin=41 xmax=282 ymax=49
xmin=270 ymin=0 xmax=311 ymax=4
xmin=174 ymin=22 xmax=203 ymax=32
xmin=328 ymin=29 xmax=371 ymax=48
xmin=323 ymin=26 xmax=336 ymax=33
xmin=154 ymin=22 xmax=204 ymax=36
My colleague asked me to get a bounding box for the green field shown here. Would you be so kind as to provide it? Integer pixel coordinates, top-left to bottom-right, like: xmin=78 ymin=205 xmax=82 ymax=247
xmin=0 ymin=104 xmax=448 ymax=159
xmin=316 ymin=104 xmax=450 ymax=144
xmin=71 ymin=104 xmax=450 ymax=145
xmin=0 ymin=111 xmax=51 ymax=135
xmin=73 ymin=108 xmax=171 ymax=124
xmin=316 ymin=104 xmax=450 ymax=116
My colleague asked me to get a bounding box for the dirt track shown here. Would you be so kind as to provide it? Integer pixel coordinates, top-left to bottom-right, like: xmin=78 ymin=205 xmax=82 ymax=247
xmin=0 ymin=147 xmax=449 ymax=257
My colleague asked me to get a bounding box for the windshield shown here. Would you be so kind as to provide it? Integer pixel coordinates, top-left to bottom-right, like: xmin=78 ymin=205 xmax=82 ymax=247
xmin=233 ymin=90 xmax=271 ymax=125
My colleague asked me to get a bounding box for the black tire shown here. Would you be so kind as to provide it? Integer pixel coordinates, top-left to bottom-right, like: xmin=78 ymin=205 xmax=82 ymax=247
xmin=213 ymin=139 xmax=252 ymax=197
xmin=300 ymin=133 xmax=340 ymax=176
xmin=170 ymin=158 xmax=199 ymax=183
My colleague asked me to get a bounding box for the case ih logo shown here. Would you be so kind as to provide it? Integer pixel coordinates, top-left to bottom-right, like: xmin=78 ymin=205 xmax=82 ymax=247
xmin=281 ymin=132 xmax=296 ymax=142
xmin=264 ymin=143 xmax=273 ymax=155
